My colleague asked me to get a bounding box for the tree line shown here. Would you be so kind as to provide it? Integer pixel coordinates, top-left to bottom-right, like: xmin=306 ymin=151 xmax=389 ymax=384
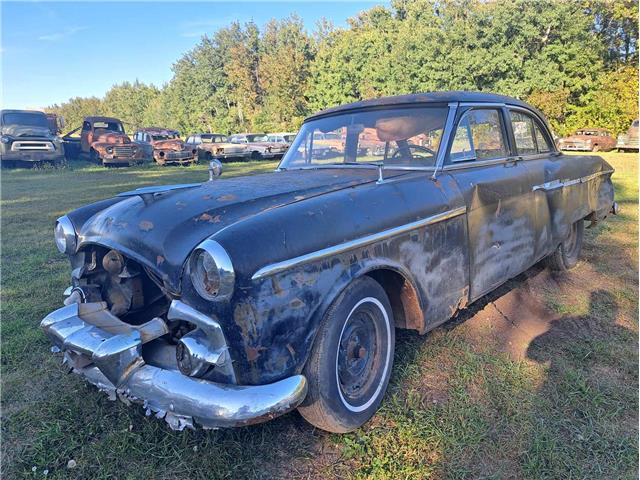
xmin=47 ymin=0 xmax=638 ymax=137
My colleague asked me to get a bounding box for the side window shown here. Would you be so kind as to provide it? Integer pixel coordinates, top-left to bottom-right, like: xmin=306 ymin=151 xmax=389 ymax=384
xmin=510 ymin=111 xmax=537 ymax=155
xmin=145 ymin=134 xmax=151 ymax=143
xmin=449 ymin=109 xmax=507 ymax=162
xmin=82 ymin=121 xmax=91 ymax=131
xmin=534 ymin=124 xmax=551 ymax=153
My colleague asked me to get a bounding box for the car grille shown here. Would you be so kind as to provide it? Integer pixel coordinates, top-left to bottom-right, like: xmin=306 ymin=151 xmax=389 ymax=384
xmin=11 ymin=141 xmax=55 ymax=152
xmin=165 ymin=150 xmax=193 ymax=160
xmin=113 ymin=145 xmax=134 ymax=157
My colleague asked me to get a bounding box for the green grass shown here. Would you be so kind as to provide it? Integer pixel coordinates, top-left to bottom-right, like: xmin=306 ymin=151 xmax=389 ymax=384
xmin=2 ymin=153 xmax=638 ymax=479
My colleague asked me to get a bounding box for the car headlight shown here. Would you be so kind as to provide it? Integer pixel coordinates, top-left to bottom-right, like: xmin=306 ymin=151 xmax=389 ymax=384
xmin=54 ymin=216 xmax=77 ymax=254
xmin=1 ymin=135 xmax=10 ymax=144
xmin=105 ymin=146 xmax=114 ymax=154
xmin=189 ymin=239 xmax=234 ymax=301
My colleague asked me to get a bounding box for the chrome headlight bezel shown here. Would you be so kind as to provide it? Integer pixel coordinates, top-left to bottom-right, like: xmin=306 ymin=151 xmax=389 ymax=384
xmin=54 ymin=215 xmax=77 ymax=254
xmin=188 ymin=239 xmax=235 ymax=301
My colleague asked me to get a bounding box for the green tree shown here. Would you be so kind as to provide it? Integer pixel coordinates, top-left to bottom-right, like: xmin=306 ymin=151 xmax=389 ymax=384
xmin=103 ymin=80 xmax=160 ymax=132
xmin=45 ymin=96 xmax=105 ymax=132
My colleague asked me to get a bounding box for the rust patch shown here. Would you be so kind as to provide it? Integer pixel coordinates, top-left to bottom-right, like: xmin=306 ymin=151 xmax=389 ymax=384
xmin=197 ymin=212 xmax=222 ymax=223
xmin=289 ymin=298 xmax=305 ymax=309
xmin=156 ymin=255 xmax=165 ymax=266
xmin=245 ymin=345 xmax=266 ymax=362
xmin=217 ymin=194 xmax=237 ymax=202
xmin=202 ymin=194 xmax=213 ymax=200
xmin=138 ymin=220 xmax=154 ymax=232
xmin=286 ymin=343 xmax=296 ymax=360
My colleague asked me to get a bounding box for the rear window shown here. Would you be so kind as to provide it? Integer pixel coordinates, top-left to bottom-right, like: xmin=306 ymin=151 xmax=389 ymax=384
xmin=2 ymin=112 xmax=48 ymax=128
xmin=93 ymin=121 xmax=124 ymax=133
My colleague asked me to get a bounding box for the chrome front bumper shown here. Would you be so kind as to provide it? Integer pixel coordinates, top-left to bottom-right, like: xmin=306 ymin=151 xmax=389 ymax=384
xmin=40 ymin=300 xmax=307 ymax=430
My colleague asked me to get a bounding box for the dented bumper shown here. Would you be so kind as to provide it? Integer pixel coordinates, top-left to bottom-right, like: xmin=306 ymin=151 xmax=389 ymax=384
xmin=40 ymin=301 xmax=308 ymax=430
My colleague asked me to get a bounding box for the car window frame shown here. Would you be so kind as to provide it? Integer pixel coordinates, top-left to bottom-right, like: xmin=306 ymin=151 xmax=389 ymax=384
xmin=445 ymin=106 xmax=510 ymax=165
xmin=506 ymin=107 xmax=557 ymax=157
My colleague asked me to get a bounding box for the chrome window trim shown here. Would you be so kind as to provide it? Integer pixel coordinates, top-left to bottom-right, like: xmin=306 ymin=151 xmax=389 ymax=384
xmin=251 ymin=206 xmax=467 ymax=281
xmin=532 ymin=169 xmax=614 ymax=192
xmin=506 ymin=105 xmax=558 ymax=154
xmin=432 ymin=102 xmax=459 ymax=179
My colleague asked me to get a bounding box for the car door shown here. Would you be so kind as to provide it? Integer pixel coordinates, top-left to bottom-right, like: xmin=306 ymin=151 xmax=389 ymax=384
xmin=445 ymin=106 xmax=537 ymax=300
xmin=506 ymin=108 xmax=557 ymax=262
xmin=80 ymin=121 xmax=92 ymax=153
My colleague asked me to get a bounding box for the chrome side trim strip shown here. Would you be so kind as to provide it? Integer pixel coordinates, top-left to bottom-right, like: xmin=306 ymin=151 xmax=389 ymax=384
xmin=532 ymin=169 xmax=614 ymax=192
xmin=251 ymin=206 xmax=467 ymax=281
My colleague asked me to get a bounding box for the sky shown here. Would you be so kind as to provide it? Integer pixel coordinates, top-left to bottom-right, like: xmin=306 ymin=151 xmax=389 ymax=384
xmin=1 ymin=1 xmax=380 ymax=109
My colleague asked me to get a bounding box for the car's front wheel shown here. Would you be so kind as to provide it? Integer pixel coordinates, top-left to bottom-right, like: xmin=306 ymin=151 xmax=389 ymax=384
xmin=298 ymin=276 xmax=395 ymax=433
xmin=545 ymin=219 xmax=584 ymax=271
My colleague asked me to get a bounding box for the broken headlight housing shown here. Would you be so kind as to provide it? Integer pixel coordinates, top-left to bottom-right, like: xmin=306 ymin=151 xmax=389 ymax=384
xmin=54 ymin=215 xmax=77 ymax=254
xmin=188 ymin=239 xmax=235 ymax=301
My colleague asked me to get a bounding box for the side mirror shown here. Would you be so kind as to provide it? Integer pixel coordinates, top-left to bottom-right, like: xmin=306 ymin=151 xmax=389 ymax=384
xmin=208 ymin=159 xmax=223 ymax=180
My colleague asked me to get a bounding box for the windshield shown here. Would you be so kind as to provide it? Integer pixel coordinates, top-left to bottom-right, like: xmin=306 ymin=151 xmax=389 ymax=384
xmin=2 ymin=112 xmax=49 ymax=129
xmin=576 ymin=130 xmax=600 ymax=136
xmin=151 ymin=133 xmax=178 ymax=141
xmin=279 ymin=106 xmax=447 ymax=169
xmin=246 ymin=134 xmax=267 ymax=142
xmin=94 ymin=121 xmax=124 ymax=133
xmin=202 ymin=134 xmax=227 ymax=143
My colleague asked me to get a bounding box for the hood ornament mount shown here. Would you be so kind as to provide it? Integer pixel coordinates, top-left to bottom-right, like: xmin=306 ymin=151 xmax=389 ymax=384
xmin=209 ymin=159 xmax=223 ymax=181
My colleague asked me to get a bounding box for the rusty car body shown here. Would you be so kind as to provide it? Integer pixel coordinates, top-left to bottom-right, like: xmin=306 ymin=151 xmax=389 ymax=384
xmin=558 ymin=128 xmax=616 ymax=152
xmin=0 ymin=109 xmax=65 ymax=167
xmin=63 ymin=116 xmax=144 ymax=166
xmin=616 ymin=119 xmax=639 ymax=152
xmin=42 ymin=92 xmax=616 ymax=432
xmin=133 ymin=128 xmax=198 ymax=165
xmin=185 ymin=133 xmax=248 ymax=162
xmin=229 ymin=133 xmax=288 ymax=160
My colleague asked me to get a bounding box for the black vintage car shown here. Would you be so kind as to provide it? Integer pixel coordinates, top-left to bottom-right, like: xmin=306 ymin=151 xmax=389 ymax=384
xmin=42 ymin=92 xmax=617 ymax=432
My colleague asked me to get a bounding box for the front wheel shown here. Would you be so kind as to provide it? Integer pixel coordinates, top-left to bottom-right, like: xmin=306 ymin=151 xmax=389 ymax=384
xmin=298 ymin=276 xmax=395 ymax=433
xmin=545 ymin=219 xmax=584 ymax=271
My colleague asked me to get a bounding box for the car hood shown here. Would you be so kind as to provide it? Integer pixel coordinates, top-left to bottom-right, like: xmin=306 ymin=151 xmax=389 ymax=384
xmin=94 ymin=131 xmax=131 ymax=144
xmin=76 ymin=168 xmax=396 ymax=292
xmin=561 ymin=135 xmax=598 ymax=142
xmin=152 ymin=139 xmax=185 ymax=150
xmin=200 ymin=142 xmax=244 ymax=151
xmin=2 ymin=125 xmax=52 ymax=138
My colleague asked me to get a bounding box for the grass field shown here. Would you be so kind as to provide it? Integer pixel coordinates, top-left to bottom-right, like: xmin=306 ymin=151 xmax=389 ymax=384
xmin=1 ymin=153 xmax=637 ymax=479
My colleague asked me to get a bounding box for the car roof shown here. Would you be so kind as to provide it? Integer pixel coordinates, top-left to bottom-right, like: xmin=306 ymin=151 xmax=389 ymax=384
xmin=138 ymin=127 xmax=178 ymax=134
xmin=85 ymin=116 xmax=123 ymax=123
xmin=1 ymin=109 xmax=47 ymax=115
xmin=305 ymin=91 xmax=540 ymax=121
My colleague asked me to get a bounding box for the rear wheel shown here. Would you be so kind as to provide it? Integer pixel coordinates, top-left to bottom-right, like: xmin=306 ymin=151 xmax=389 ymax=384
xmin=545 ymin=219 xmax=584 ymax=271
xmin=250 ymin=150 xmax=262 ymax=161
xmin=298 ymin=276 xmax=395 ymax=433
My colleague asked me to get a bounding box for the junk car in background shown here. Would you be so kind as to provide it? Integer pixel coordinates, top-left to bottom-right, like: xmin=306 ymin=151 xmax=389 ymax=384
xmin=133 ymin=128 xmax=198 ymax=166
xmin=42 ymin=91 xmax=617 ymax=433
xmin=63 ymin=116 xmax=143 ymax=166
xmin=558 ymin=128 xmax=616 ymax=152
xmin=229 ymin=133 xmax=288 ymax=160
xmin=0 ymin=109 xmax=65 ymax=167
xmin=616 ymin=119 xmax=639 ymax=152
xmin=266 ymin=132 xmax=297 ymax=147
xmin=185 ymin=133 xmax=248 ymax=162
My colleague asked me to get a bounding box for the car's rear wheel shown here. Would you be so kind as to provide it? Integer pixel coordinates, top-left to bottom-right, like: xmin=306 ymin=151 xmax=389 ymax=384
xmin=545 ymin=219 xmax=584 ymax=271
xmin=298 ymin=276 xmax=395 ymax=433
xmin=250 ymin=150 xmax=262 ymax=161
